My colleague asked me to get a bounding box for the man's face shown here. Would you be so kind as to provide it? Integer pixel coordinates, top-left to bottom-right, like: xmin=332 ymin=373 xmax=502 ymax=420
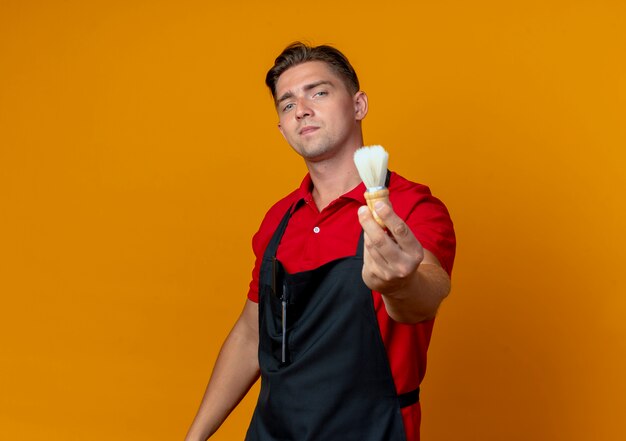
xmin=275 ymin=61 xmax=367 ymax=162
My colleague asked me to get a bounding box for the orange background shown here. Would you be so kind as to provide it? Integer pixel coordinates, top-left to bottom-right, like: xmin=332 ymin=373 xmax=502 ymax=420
xmin=1 ymin=1 xmax=625 ymax=440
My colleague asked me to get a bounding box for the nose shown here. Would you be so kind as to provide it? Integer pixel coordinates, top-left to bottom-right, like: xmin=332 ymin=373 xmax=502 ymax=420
xmin=295 ymin=99 xmax=313 ymax=120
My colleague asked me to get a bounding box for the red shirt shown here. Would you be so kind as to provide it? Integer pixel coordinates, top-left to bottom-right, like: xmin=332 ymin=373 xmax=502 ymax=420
xmin=247 ymin=171 xmax=456 ymax=440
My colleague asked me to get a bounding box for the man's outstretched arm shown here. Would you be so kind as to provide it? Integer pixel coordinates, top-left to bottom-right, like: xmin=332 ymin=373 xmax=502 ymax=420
xmin=358 ymin=202 xmax=451 ymax=324
xmin=185 ymin=299 xmax=260 ymax=441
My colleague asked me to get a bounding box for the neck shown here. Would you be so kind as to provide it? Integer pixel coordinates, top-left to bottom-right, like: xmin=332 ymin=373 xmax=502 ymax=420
xmin=305 ymin=146 xmax=363 ymax=211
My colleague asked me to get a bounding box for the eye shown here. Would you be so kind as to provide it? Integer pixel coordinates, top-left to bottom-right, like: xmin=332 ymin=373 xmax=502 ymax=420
xmin=314 ymin=90 xmax=328 ymax=97
xmin=282 ymin=103 xmax=295 ymax=112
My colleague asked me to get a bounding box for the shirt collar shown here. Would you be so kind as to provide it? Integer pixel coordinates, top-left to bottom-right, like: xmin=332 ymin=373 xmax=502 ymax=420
xmin=292 ymin=173 xmax=369 ymax=213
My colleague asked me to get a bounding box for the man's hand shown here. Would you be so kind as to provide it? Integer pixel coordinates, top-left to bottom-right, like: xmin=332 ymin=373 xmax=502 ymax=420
xmin=358 ymin=200 xmax=451 ymax=323
xmin=358 ymin=201 xmax=424 ymax=295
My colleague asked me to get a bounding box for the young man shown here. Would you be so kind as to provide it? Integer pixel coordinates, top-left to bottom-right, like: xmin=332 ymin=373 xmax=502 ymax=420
xmin=185 ymin=42 xmax=456 ymax=441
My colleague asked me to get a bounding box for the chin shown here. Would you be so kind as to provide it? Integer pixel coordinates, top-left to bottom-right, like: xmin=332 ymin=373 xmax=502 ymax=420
xmin=300 ymin=146 xmax=336 ymax=162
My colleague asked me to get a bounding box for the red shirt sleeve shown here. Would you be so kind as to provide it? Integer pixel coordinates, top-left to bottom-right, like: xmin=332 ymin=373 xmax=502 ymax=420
xmin=407 ymin=196 xmax=455 ymax=275
xmin=389 ymin=174 xmax=456 ymax=276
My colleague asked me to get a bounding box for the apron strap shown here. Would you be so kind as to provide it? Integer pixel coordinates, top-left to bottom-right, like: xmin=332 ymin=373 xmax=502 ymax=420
xmin=268 ymin=201 xmax=300 ymax=258
xmin=355 ymin=231 xmax=365 ymax=259
xmin=398 ymin=387 xmax=420 ymax=408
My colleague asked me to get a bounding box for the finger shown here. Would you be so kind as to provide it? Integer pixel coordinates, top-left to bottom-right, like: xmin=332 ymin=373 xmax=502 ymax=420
xmin=365 ymin=231 xmax=419 ymax=282
xmin=363 ymin=231 xmax=390 ymax=265
xmin=360 ymin=208 xmax=405 ymax=265
xmin=362 ymin=244 xmax=389 ymax=291
xmin=358 ymin=205 xmax=384 ymax=235
xmin=360 ymin=205 xmax=408 ymax=265
xmin=372 ymin=201 xmax=420 ymax=252
xmin=359 ymin=205 xmax=396 ymax=249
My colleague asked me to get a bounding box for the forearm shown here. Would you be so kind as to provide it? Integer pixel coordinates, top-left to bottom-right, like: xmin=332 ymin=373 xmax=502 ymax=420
xmin=381 ymin=263 xmax=451 ymax=324
xmin=185 ymin=300 xmax=260 ymax=441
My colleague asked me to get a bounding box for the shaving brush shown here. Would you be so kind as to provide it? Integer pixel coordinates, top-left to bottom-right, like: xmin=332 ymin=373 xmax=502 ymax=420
xmin=354 ymin=145 xmax=389 ymax=228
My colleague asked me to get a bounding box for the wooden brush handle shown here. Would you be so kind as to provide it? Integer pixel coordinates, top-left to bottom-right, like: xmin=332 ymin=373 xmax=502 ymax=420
xmin=364 ymin=188 xmax=390 ymax=228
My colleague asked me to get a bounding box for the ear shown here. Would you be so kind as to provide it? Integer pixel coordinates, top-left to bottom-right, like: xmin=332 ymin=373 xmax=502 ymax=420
xmin=354 ymin=91 xmax=369 ymax=121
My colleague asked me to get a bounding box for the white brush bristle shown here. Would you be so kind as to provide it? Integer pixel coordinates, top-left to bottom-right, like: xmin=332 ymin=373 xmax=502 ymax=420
xmin=354 ymin=145 xmax=389 ymax=189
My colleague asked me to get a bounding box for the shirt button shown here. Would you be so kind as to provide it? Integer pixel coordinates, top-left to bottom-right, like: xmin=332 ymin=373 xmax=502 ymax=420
xmin=313 ymin=226 xmax=320 ymax=234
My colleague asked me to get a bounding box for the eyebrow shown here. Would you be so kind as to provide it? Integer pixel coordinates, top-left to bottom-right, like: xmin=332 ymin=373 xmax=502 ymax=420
xmin=276 ymin=80 xmax=334 ymax=106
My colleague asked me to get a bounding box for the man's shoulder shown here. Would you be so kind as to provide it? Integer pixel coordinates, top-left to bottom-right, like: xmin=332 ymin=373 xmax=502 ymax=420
xmin=389 ymin=171 xmax=456 ymax=274
xmin=389 ymin=171 xmax=432 ymax=194
xmin=388 ymin=171 xmax=439 ymax=218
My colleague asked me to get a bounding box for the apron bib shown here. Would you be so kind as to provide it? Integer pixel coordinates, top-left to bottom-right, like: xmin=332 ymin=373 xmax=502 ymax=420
xmin=246 ymin=204 xmax=416 ymax=441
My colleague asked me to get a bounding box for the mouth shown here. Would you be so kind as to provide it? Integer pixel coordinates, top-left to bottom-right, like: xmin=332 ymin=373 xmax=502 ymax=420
xmin=299 ymin=126 xmax=319 ymax=136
